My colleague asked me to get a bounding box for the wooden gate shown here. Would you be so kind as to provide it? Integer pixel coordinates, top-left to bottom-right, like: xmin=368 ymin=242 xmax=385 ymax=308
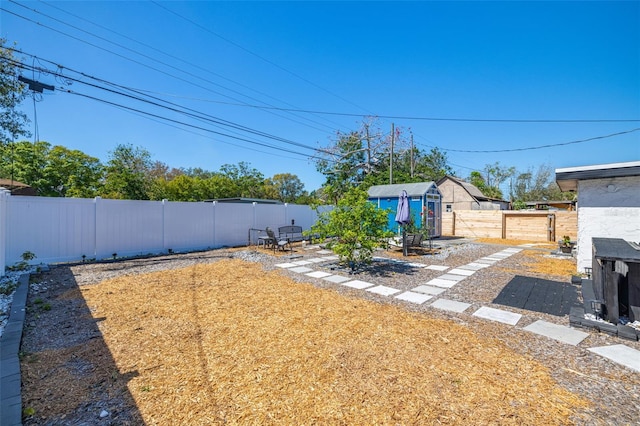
xmin=503 ymin=212 xmax=554 ymax=242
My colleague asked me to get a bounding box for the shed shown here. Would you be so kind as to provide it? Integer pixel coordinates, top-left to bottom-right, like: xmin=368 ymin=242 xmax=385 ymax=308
xmin=367 ymin=182 xmax=441 ymax=237
xmin=436 ymin=175 xmax=509 ymax=211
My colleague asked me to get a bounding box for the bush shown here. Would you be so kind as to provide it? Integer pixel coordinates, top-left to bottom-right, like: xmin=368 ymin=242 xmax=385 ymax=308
xmin=311 ymin=187 xmax=393 ymax=269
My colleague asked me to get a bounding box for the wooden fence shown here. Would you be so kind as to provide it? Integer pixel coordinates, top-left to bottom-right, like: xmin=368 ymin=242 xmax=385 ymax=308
xmin=441 ymin=210 xmax=577 ymax=242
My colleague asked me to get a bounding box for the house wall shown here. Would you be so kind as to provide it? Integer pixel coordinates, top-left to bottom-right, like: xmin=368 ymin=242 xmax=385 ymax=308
xmin=576 ymin=176 xmax=640 ymax=272
xmin=0 ymin=194 xmax=328 ymax=273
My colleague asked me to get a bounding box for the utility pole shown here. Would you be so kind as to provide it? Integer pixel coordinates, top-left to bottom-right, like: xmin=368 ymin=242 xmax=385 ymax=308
xmin=410 ymin=133 xmax=414 ymax=178
xmin=389 ymin=123 xmax=394 ymax=184
xmin=365 ymin=123 xmax=371 ymax=174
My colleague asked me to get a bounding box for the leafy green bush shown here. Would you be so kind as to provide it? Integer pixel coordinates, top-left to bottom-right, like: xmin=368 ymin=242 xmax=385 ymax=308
xmin=311 ymin=187 xmax=393 ymax=269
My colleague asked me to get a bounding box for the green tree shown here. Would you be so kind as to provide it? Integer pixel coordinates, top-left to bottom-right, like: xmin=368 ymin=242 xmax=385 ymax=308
xmin=266 ymin=173 xmax=305 ymax=203
xmin=510 ymin=164 xmax=574 ymax=202
xmin=0 ymin=140 xmax=47 ymax=190
xmin=219 ymin=162 xmax=265 ymax=198
xmin=316 ymin=120 xmax=390 ymax=203
xmin=310 ymin=186 xmax=392 ymax=269
xmin=102 ymin=144 xmax=152 ymax=200
xmin=0 ymin=39 xmax=31 ymax=145
xmin=0 ymin=141 xmax=103 ymax=197
xmin=469 ymin=162 xmax=515 ymax=200
xmin=44 ymin=145 xmax=103 ymax=197
xmin=202 ymin=174 xmax=237 ymax=199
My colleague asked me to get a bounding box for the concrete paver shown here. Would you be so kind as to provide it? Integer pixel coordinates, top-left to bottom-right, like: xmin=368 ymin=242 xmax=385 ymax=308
xmin=436 ymin=273 xmax=466 ymax=282
xmin=447 ymin=268 xmax=475 ymax=276
xmin=322 ymin=275 xmax=351 ymax=284
xmin=430 ymin=299 xmax=471 ymax=313
xmin=426 ymin=278 xmax=459 ymax=288
xmin=305 ymin=271 xmax=333 ymax=278
xmin=473 ymin=306 xmax=522 ymax=326
xmin=366 ymin=285 xmax=401 ymax=296
xmin=588 ymin=344 xmax=640 ymax=372
xmin=395 ymin=291 xmax=433 ymax=304
xmin=289 ymin=266 xmax=314 ymax=273
xmin=341 ymin=280 xmax=375 ymax=290
xmin=412 ymin=285 xmax=446 ymax=295
xmin=523 ymin=320 xmax=589 ymax=346
xmin=425 ymin=265 xmax=449 ymax=271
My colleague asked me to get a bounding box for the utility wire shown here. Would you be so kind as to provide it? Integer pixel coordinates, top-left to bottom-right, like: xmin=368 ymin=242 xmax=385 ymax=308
xmin=4 ymin=50 xmax=328 ymax=155
xmin=37 ymin=0 xmax=347 ymax=131
xmin=434 ymin=128 xmax=640 ymax=153
xmin=170 ymin=100 xmax=639 ymax=123
xmin=64 ymin=88 xmax=312 ymax=158
xmin=3 ymin=2 xmax=337 ymax=133
xmin=151 ymin=1 xmax=375 ymax=117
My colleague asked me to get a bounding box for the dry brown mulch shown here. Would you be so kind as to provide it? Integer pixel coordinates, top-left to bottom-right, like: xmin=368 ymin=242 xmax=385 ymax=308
xmin=22 ymin=256 xmax=589 ymax=425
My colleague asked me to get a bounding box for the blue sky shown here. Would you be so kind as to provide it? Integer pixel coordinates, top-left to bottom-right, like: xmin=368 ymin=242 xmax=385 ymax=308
xmin=2 ymin=1 xmax=639 ymax=194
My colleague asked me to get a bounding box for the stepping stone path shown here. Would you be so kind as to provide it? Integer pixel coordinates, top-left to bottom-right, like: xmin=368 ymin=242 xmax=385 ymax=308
xmin=273 ymin=244 xmax=640 ymax=373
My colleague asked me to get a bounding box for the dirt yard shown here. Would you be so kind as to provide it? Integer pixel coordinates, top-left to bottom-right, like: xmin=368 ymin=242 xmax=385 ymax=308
xmin=18 ymin=240 xmax=640 ymax=425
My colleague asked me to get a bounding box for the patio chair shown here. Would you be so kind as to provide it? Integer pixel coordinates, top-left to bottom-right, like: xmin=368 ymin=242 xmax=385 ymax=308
xmin=265 ymin=227 xmax=291 ymax=252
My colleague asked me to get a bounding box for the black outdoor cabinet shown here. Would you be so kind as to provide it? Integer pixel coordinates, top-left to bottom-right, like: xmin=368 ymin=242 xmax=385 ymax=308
xmin=592 ymin=238 xmax=640 ymax=325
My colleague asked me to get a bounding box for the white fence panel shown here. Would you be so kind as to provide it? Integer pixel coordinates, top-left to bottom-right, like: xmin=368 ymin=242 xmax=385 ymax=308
xmin=285 ymin=204 xmax=317 ymax=230
xmin=95 ymin=198 xmax=164 ymax=260
xmin=0 ymin=193 xmax=333 ymax=276
xmin=213 ymin=202 xmax=255 ymax=247
xmin=253 ymin=203 xmax=286 ymax=232
xmin=6 ymin=196 xmax=96 ymax=265
xmin=163 ymin=201 xmax=215 ymax=252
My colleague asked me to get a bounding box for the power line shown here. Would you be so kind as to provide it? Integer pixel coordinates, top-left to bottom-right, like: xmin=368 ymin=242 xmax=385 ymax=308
xmin=433 ymin=128 xmax=640 ymax=153
xmin=4 ymin=50 xmax=329 ymax=156
xmin=3 ymin=2 xmax=338 ymax=133
xmin=151 ymin=1 xmax=375 ymax=116
xmin=37 ymin=0 xmax=348 ymax=132
xmin=171 ymin=101 xmax=639 ymax=123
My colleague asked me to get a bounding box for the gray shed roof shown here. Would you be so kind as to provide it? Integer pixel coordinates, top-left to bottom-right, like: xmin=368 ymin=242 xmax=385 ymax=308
xmin=555 ymin=161 xmax=640 ymax=192
xmin=367 ymin=182 xmax=437 ymax=198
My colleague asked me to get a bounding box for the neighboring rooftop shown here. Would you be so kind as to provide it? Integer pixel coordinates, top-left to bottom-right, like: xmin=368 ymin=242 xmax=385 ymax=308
xmin=367 ymin=182 xmax=437 ymax=198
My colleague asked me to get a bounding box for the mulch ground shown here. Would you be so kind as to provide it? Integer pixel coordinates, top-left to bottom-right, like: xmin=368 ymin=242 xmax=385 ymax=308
xmin=19 ymin=246 xmax=593 ymax=425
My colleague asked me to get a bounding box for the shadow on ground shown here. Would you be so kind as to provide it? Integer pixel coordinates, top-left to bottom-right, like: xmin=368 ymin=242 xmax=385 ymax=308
xmin=20 ymin=266 xmax=143 ymax=425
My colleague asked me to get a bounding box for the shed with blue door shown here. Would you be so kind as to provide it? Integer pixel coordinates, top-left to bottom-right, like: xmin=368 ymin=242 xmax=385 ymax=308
xmin=367 ymin=182 xmax=442 ymax=237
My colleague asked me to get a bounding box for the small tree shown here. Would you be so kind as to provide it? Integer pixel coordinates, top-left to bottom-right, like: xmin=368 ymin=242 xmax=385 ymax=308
xmin=311 ymin=186 xmax=392 ymax=270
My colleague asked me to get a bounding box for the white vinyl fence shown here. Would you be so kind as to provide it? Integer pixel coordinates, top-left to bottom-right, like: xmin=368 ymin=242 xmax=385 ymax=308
xmin=0 ymin=189 xmax=330 ymax=275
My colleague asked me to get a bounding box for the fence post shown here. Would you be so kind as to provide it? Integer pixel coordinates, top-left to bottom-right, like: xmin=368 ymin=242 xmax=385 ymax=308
xmin=0 ymin=189 xmax=9 ymax=277
xmin=162 ymin=199 xmax=168 ymax=251
xmin=547 ymin=213 xmax=556 ymax=242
